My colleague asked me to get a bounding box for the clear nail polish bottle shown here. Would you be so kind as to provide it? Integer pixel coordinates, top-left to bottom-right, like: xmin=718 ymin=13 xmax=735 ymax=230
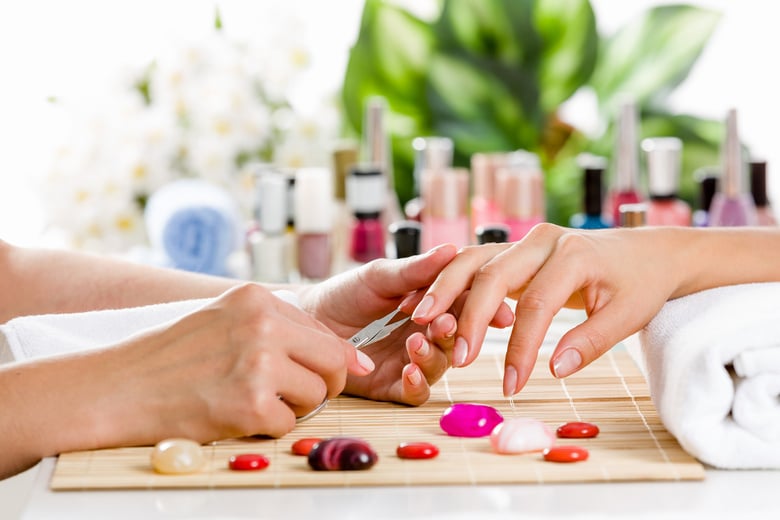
xmin=642 ymin=137 xmax=691 ymax=226
xmin=471 ymin=152 xmax=507 ymax=239
xmin=496 ymin=150 xmax=546 ymax=241
xmin=570 ymin=154 xmax=610 ymax=229
xmin=294 ymin=167 xmax=334 ymax=281
xmin=604 ymin=99 xmax=644 ymax=226
xmin=750 ymin=159 xmax=777 ymax=226
xmin=708 ymin=109 xmax=758 ymax=227
xmin=248 ymin=170 xmax=289 ymax=283
xmin=421 ymin=167 xmax=470 ymax=252
xmin=347 ymin=165 xmax=386 ymax=263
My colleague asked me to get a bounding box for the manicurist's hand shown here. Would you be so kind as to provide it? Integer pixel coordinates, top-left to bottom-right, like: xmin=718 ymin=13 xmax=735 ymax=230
xmin=409 ymin=224 xmax=683 ymax=396
xmin=301 ymin=244 xmax=515 ymax=405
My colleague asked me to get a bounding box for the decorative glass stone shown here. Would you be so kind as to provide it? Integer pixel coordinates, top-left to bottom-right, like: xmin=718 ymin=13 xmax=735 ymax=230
xmin=557 ymin=421 xmax=600 ymax=439
xmin=396 ymin=442 xmax=439 ymax=460
xmin=291 ymin=438 xmax=323 ymax=456
xmin=543 ymin=445 xmax=590 ymax=463
xmin=150 ymin=438 xmax=205 ymax=474
xmin=307 ymin=437 xmax=378 ymax=471
xmin=439 ymin=403 xmax=503 ymax=437
xmin=489 ymin=417 xmax=555 ymax=454
xmin=228 ymin=453 xmax=270 ymax=471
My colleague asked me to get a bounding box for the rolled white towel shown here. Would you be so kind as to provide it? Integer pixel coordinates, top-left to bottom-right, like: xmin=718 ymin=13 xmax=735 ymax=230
xmin=639 ymin=282 xmax=780 ymax=469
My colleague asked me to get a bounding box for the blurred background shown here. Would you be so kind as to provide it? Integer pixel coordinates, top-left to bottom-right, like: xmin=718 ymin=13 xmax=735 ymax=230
xmin=0 ymin=0 xmax=775 ymax=251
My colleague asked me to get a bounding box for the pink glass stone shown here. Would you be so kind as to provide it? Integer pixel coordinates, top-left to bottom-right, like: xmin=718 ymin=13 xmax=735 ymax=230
xmin=440 ymin=403 xmax=504 ymax=437
xmin=489 ymin=417 xmax=555 ymax=454
xmin=543 ymin=445 xmax=589 ymax=463
xmin=307 ymin=437 xmax=378 ymax=471
xmin=557 ymin=421 xmax=600 ymax=439
xmin=396 ymin=442 xmax=439 ymax=460
xmin=228 ymin=453 xmax=270 ymax=471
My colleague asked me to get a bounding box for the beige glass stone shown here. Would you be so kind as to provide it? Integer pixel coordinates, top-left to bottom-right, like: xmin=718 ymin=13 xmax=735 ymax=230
xmin=150 ymin=438 xmax=206 ymax=474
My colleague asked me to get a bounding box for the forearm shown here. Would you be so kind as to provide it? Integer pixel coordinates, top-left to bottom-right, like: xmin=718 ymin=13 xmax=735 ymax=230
xmin=659 ymin=227 xmax=780 ymax=298
xmin=0 ymin=240 xmax=239 ymax=322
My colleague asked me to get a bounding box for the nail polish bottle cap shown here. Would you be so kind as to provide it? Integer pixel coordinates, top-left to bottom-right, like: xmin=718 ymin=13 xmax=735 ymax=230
xmin=721 ymin=108 xmax=747 ymax=198
xmin=286 ymin=171 xmax=296 ymax=228
xmin=389 ymin=220 xmax=422 ymax=258
xmin=413 ymin=136 xmax=453 ymax=194
xmin=347 ymin=165 xmax=385 ymax=218
xmin=258 ymin=171 xmax=288 ymax=235
xmin=642 ymin=137 xmax=682 ymax=198
xmin=750 ymin=160 xmax=769 ymax=207
xmin=619 ymin=202 xmax=648 ymax=227
xmin=694 ymin=166 xmax=719 ymax=211
xmin=332 ymin=142 xmax=358 ymax=201
xmin=471 ymin=152 xmax=507 ymax=201
xmin=578 ymin=154 xmax=608 ymax=216
xmin=476 ymin=223 xmax=510 ymax=244
xmin=421 ymin=167 xmax=468 ymax=219
xmin=294 ymin=168 xmax=333 ymax=233
xmin=496 ymin=151 xmax=545 ymax=220
xmin=613 ymin=98 xmax=641 ymax=191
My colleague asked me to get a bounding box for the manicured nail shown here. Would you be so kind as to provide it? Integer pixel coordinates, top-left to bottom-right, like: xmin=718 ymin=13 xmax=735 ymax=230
xmin=356 ymin=350 xmax=376 ymax=373
xmin=503 ymin=365 xmax=518 ymax=397
xmin=453 ymin=337 xmax=468 ymax=367
xmin=406 ymin=365 xmax=422 ymax=386
xmin=412 ymin=295 xmax=434 ymax=320
xmin=444 ymin=316 xmax=457 ymax=338
xmin=414 ymin=336 xmax=430 ymax=357
xmin=398 ymin=292 xmax=418 ymax=309
xmin=553 ymin=349 xmax=582 ymax=378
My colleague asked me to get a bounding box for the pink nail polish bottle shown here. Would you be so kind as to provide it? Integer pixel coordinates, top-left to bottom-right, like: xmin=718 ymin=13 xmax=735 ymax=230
xmin=708 ymin=109 xmax=758 ymax=227
xmin=496 ymin=151 xmax=546 ymax=241
xmin=362 ymin=97 xmax=403 ymax=233
xmin=604 ymin=99 xmax=644 ymax=226
xmin=750 ymin=160 xmax=777 ymax=226
xmin=420 ymin=167 xmax=469 ymax=252
xmin=642 ymin=137 xmax=691 ymax=226
xmin=470 ymin=152 xmax=507 ymax=240
xmin=347 ymin=165 xmax=387 ymax=263
xmin=294 ymin=168 xmax=334 ymax=281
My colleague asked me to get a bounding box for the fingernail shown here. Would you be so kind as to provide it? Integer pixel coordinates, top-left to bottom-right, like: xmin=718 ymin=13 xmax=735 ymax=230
xmin=412 ymin=295 xmax=434 ymax=320
xmin=553 ymin=349 xmax=582 ymax=378
xmin=398 ymin=292 xmax=418 ymax=309
xmin=444 ymin=316 xmax=457 ymax=338
xmin=503 ymin=365 xmax=518 ymax=397
xmin=356 ymin=350 xmax=376 ymax=373
xmin=453 ymin=337 xmax=468 ymax=367
xmin=414 ymin=336 xmax=430 ymax=357
xmin=406 ymin=365 xmax=422 ymax=386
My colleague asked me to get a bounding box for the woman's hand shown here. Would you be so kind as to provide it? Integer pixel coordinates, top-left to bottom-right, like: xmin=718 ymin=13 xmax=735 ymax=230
xmin=409 ymin=224 xmax=683 ymax=396
xmin=301 ymin=245 xmax=514 ymax=405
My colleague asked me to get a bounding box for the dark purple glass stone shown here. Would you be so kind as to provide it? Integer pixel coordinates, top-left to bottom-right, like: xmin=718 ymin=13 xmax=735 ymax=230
xmin=307 ymin=437 xmax=378 ymax=471
xmin=439 ymin=403 xmax=504 ymax=437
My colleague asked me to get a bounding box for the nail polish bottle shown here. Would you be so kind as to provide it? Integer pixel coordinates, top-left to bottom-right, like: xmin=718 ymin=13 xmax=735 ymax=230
xmin=604 ymin=99 xmax=644 ymax=226
xmin=692 ymin=167 xmax=719 ymax=227
xmin=389 ymin=220 xmax=421 ymax=258
xmin=332 ymin=142 xmax=359 ymax=273
xmin=476 ymin=223 xmax=510 ymax=244
xmin=708 ymin=109 xmax=758 ymax=227
xmin=642 ymin=137 xmax=691 ymax=226
xmin=347 ymin=165 xmax=387 ymax=263
xmin=496 ymin=150 xmax=546 ymax=241
xmin=362 ymin=97 xmax=403 ymax=230
xmin=569 ymin=154 xmax=610 ymax=229
xmin=750 ymin=160 xmax=777 ymax=226
xmin=420 ymin=167 xmax=469 ymax=251
xmin=619 ymin=202 xmax=648 ymax=228
xmin=406 ymin=136 xmax=454 ymax=221
xmin=284 ymin=170 xmax=298 ymax=280
xmin=248 ymin=170 xmax=289 ymax=283
xmin=471 ymin=152 xmax=507 ymax=238
xmin=294 ymin=167 xmax=334 ymax=281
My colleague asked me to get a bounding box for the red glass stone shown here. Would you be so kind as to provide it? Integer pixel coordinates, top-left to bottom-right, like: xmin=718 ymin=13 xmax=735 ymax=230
xmin=228 ymin=453 xmax=270 ymax=471
xmin=543 ymin=446 xmax=589 ymax=463
xmin=396 ymin=442 xmax=439 ymax=460
xmin=291 ymin=438 xmax=322 ymax=456
xmin=556 ymin=421 xmax=600 ymax=439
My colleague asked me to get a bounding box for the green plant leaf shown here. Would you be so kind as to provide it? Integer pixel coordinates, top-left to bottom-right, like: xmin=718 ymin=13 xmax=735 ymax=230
xmin=589 ymin=4 xmax=721 ymax=112
xmin=533 ymin=0 xmax=598 ymax=113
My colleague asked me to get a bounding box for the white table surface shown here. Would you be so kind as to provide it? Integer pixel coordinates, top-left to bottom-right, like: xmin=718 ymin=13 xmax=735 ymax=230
xmin=13 ymin=310 xmax=780 ymax=519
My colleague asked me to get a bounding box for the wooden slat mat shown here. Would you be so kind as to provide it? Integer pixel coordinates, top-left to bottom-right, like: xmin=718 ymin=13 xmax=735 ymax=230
xmin=51 ymin=350 xmax=704 ymax=490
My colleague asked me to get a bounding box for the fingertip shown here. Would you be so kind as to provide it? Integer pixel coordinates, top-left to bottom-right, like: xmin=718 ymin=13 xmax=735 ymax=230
xmin=401 ymin=363 xmax=430 ymax=405
xmin=353 ymin=350 xmax=376 ymax=375
xmin=406 ymin=332 xmax=430 ymax=359
xmin=490 ymin=301 xmax=515 ymax=329
xmin=551 ymin=348 xmax=582 ymax=379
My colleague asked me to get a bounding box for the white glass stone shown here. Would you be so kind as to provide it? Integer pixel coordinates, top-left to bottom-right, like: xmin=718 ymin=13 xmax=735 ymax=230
xmin=150 ymin=438 xmax=206 ymax=474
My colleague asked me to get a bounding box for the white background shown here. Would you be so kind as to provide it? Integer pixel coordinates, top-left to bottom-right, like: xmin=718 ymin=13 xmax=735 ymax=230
xmin=0 ymin=0 xmax=776 ymax=247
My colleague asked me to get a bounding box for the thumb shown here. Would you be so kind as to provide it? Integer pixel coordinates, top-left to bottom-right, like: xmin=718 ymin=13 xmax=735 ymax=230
xmin=345 ymin=344 xmax=376 ymax=377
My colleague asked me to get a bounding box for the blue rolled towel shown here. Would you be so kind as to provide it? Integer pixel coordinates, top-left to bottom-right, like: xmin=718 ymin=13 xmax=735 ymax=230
xmin=145 ymin=179 xmax=242 ymax=276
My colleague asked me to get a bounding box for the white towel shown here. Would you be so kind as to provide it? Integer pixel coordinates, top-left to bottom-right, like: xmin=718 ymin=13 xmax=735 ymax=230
xmin=639 ymin=282 xmax=780 ymax=469
xmin=0 ymin=290 xmax=300 ymax=364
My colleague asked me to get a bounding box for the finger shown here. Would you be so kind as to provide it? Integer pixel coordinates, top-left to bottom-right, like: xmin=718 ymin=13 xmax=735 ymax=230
xmin=491 ymin=301 xmax=515 ymax=329
xmin=407 ymin=331 xmax=450 ymax=383
xmin=247 ymin=395 xmax=298 ymax=438
xmin=275 ymin=360 xmax=330 ymax=418
xmin=361 ymin=243 xmax=458 ymax=300
xmin=410 ymin=243 xmax=509 ymax=324
xmin=399 ymin=363 xmax=431 ymax=406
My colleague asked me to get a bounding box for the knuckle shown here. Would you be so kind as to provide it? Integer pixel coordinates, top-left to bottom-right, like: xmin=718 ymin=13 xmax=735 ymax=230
xmin=516 ymin=288 xmax=549 ymax=314
xmin=578 ymin=327 xmax=611 ymax=361
xmin=523 ymin=222 xmax=561 ymax=242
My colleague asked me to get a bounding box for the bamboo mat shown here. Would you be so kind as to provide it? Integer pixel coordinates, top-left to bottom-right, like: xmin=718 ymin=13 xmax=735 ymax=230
xmin=50 ymin=349 xmax=704 ymax=490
